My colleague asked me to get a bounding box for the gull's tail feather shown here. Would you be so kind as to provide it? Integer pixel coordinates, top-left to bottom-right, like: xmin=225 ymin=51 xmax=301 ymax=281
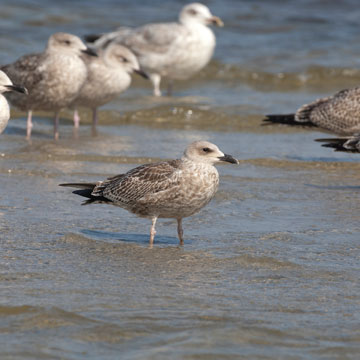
xmin=59 ymin=183 xmax=97 ymax=189
xmin=262 ymin=114 xmax=315 ymax=127
xmin=59 ymin=182 xmax=111 ymax=205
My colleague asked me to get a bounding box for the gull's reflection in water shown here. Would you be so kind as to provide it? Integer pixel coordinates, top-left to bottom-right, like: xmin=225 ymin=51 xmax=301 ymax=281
xmin=80 ymin=229 xmax=180 ymax=249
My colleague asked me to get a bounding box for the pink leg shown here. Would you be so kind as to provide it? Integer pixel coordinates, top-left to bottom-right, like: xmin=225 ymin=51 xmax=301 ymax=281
xmin=54 ymin=111 xmax=60 ymax=141
xmin=177 ymin=218 xmax=184 ymax=245
xmin=73 ymin=108 xmax=80 ymax=128
xmin=26 ymin=110 xmax=33 ymax=140
xmin=149 ymin=73 xmax=161 ymax=97
xmin=73 ymin=108 xmax=80 ymax=139
xmin=149 ymin=216 xmax=158 ymax=247
xmin=91 ymin=108 xmax=98 ymax=136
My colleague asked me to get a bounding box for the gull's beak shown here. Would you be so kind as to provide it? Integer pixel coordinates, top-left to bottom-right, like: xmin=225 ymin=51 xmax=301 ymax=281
xmin=82 ymin=47 xmax=98 ymax=57
xmin=218 ymin=154 xmax=238 ymax=164
xmin=5 ymin=84 xmax=28 ymax=95
xmin=209 ymin=16 xmax=224 ymax=27
xmin=134 ymin=69 xmax=149 ymax=80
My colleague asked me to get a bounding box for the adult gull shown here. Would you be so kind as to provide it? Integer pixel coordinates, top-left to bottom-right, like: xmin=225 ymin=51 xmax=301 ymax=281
xmin=85 ymin=3 xmax=223 ymax=96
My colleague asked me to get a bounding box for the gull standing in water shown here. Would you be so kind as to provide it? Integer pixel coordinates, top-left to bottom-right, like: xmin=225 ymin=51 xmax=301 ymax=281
xmin=0 ymin=70 xmax=27 ymax=134
xmin=2 ymin=32 xmax=97 ymax=140
xmin=60 ymin=141 xmax=238 ymax=246
xmin=70 ymin=43 xmax=148 ymax=136
xmin=85 ymin=3 xmax=223 ymax=96
xmin=263 ymin=87 xmax=360 ymax=135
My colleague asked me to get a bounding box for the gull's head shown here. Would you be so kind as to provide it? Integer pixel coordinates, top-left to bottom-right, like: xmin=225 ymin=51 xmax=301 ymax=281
xmin=104 ymin=43 xmax=148 ymax=78
xmin=0 ymin=70 xmax=27 ymax=95
xmin=47 ymin=32 xmax=98 ymax=57
xmin=179 ymin=3 xmax=223 ymax=27
xmin=183 ymin=140 xmax=238 ymax=165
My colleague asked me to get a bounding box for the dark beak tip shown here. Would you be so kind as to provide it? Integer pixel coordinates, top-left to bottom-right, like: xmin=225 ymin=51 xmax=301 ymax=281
xmin=134 ymin=69 xmax=149 ymax=80
xmin=82 ymin=47 xmax=98 ymax=57
xmin=219 ymin=154 xmax=239 ymax=164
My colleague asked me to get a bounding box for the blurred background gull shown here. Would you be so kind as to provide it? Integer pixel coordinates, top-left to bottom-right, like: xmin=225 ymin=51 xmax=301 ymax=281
xmin=3 ymin=0 xmax=360 ymax=138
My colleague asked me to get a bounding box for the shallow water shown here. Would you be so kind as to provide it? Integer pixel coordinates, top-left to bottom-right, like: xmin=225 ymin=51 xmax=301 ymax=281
xmin=1 ymin=0 xmax=360 ymax=359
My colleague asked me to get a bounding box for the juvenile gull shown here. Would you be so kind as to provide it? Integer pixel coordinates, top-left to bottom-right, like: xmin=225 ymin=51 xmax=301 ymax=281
xmin=59 ymin=141 xmax=238 ymax=246
xmin=86 ymin=3 xmax=223 ymax=96
xmin=0 ymin=70 xmax=27 ymax=134
xmin=263 ymin=87 xmax=360 ymax=135
xmin=70 ymin=43 xmax=148 ymax=135
xmin=316 ymin=135 xmax=360 ymax=153
xmin=2 ymin=32 xmax=97 ymax=140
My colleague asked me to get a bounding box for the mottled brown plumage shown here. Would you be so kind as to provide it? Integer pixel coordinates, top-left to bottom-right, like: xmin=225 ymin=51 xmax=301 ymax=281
xmin=263 ymin=87 xmax=360 ymax=135
xmin=2 ymin=32 xmax=95 ymax=139
xmin=70 ymin=43 xmax=142 ymax=134
xmin=59 ymin=141 xmax=238 ymax=246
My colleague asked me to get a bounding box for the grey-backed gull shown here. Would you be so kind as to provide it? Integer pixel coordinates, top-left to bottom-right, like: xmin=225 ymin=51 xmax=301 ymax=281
xmin=263 ymin=87 xmax=360 ymax=135
xmin=85 ymin=3 xmax=223 ymax=96
xmin=59 ymin=141 xmax=238 ymax=246
xmin=2 ymin=32 xmax=97 ymax=140
xmin=0 ymin=70 xmax=27 ymax=134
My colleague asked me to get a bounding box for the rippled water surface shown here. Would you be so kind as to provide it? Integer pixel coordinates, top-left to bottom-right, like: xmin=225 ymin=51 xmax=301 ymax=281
xmin=1 ymin=0 xmax=360 ymax=359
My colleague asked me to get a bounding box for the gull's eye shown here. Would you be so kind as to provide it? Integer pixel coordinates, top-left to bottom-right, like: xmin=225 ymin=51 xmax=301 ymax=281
xmin=187 ymin=8 xmax=198 ymax=16
xmin=119 ymin=56 xmax=129 ymax=63
xmin=202 ymin=147 xmax=212 ymax=153
xmin=64 ymin=40 xmax=71 ymax=45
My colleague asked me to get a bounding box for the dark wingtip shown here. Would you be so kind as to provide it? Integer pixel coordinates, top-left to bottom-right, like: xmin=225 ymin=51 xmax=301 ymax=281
xmin=59 ymin=182 xmax=97 ymax=189
xmin=262 ymin=113 xmax=318 ymax=128
xmin=84 ymin=34 xmax=101 ymax=43
xmin=315 ymin=137 xmax=360 ymax=152
xmin=315 ymin=138 xmax=340 ymax=143
xmin=320 ymin=143 xmax=340 ymax=149
xmin=315 ymin=138 xmax=346 ymax=151
xmin=262 ymin=114 xmax=296 ymax=124
xmin=5 ymin=84 xmax=28 ymax=95
xmin=59 ymin=183 xmax=74 ymax=187
xmin=320 ymin=143 xmax=354 ymax=152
